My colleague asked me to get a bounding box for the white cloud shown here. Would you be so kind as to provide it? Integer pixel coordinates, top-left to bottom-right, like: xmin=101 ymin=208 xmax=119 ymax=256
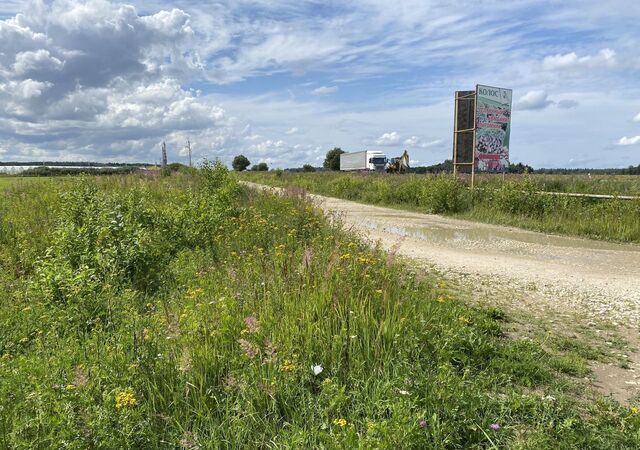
xmin=375 ymin=131 xmax=401 ymax=146
xmin=403 ymin=136 xmax=420 ymax=146
xmin=516 ymin=90 xmax=554 ymax=110
xmin=543 ymin=48 xmax=616 ymax=71
xmin=13 ymin=50 xmax=64 ymax=76
xmin=312 ymin=86 xmax=338 ymax=95
xmin=618 ymin=136 xmax=640 ymax=146
xmin=633 ymin=113 xmax=640 ymax=123
xmin=285 ymin=127 xmax=298 ymax=135
xmin=403 ymin=135 xmax=443 ymax=149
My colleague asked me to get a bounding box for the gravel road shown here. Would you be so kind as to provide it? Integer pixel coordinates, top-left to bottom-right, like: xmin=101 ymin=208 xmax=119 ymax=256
xmin=310 ymin=191 xmax=640 ymax=326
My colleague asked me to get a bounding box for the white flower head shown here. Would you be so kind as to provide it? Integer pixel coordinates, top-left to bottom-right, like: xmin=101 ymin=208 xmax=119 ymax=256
xmin=312 ymin=364 xmax=323 ymax=376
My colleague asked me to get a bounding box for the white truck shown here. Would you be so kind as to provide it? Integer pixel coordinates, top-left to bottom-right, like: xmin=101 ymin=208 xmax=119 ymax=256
xmin=339 ymin=150 xmax=388 ymax=171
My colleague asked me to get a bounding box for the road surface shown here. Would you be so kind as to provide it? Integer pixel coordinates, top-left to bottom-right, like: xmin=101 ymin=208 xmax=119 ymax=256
xmin=277 ymin=186 xmax=640 ymax=326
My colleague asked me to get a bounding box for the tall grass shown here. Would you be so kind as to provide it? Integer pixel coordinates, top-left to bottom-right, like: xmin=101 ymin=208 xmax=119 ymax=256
xmin=244 ymin=172 xmax=640 ymax=243
xmin=1 ymin=166 xmax=639 ymax=448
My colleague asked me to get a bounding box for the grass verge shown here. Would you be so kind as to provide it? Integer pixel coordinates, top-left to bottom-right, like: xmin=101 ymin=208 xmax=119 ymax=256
xmin=242 ymin=172 xmax=640 ymax=243
xmin=1 ymin=166 xmax=639 ymax=448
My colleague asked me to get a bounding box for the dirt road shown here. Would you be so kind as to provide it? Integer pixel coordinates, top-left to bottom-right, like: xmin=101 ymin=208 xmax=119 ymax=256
xmin=312 ymin=193 xmax=640 ymax=324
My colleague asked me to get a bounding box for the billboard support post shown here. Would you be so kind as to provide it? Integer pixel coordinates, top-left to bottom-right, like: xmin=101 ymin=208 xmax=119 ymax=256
xmin=452 ymin=91 xmax=458 ymax=178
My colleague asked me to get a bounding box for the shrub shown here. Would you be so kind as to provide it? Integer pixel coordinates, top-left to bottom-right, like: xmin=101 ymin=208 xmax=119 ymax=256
xmin=421 ymin=175 xmax=471 ymax=214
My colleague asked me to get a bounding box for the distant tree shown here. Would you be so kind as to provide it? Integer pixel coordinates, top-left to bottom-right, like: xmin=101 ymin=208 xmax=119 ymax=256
xmin=323 ymin=148 xmax=344 ymax=171
xmin=508 ymin=162 xmax=534 ymax=174
xmin=232 ymin=154 xmax=251 ymax=171
xmin=410 ymin=159 xmax=453 ymax=174
xmin=302 ymin=164 xmax=316 ymax=172
xmin=251 ymin=162 xmax=269 ymax=171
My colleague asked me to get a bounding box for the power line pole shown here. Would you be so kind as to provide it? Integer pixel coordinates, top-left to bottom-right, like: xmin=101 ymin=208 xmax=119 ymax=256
xmin=161 ymin=141 xmax=167 ymax=168
xmin=187 ymin=139 xmax=192 ymax=167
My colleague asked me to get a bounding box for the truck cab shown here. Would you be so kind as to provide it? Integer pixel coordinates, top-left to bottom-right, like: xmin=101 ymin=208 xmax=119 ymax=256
xmin=367 ymin=152 xmax=388 ymax=171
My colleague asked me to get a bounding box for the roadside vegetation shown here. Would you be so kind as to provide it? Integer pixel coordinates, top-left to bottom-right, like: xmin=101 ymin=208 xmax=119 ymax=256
xmin=1 ymin=166 xmax=640 ymax=448
xmin=242 ymin=172 xmax=640 ymax=243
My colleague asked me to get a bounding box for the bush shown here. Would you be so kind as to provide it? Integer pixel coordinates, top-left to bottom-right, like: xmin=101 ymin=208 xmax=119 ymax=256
xmin=421 ymin=175 xmax=471 ymax=214
xmin=494 ymin=179 xmax=546 ymax=217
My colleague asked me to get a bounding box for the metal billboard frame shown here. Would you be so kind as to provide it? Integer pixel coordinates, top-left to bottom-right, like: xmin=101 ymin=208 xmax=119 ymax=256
xmin=452 ymin=89 xmax=477 ymax=187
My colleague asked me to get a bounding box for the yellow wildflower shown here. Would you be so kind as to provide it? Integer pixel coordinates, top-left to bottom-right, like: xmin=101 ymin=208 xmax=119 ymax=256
xmin=280 ymin=360 xmax=295 ymax=372
xmin=632 ymin=406 xmax=639 ymax=414
xmin=115 ymin=388 xmax=137 ymax=409
xmin=333 ymin=418 xmax=347 ymax=427
xmin=65 ymin=384 xmax=76 ymax=391
xmin=322 ymin=378 xmax=333 ymax=386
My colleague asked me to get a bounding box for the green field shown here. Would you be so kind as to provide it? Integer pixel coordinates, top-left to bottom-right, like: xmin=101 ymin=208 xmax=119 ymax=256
xmin=1 ymin=168 xmax=639 ymax=448
xmin=243 ymin=172 xmax=640 ymax=243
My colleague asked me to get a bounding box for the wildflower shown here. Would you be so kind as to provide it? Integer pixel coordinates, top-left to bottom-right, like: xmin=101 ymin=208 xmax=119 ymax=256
xmin=312 ymin=364 xmax=323 ymax=376
xmin=333 ymin=418 xmax=347 ymax=427
xmin=419 ymin=419 xmax=427 ymax=428
xmin=322 ymin=378 xmax=333 ymax=386
xmin=243 ymin=316 xmax=259 ymax=333
xmin=398 ymin=389 xmax=410 ymax=396
xmin=280 ymin=360 xmax=295 ymax=372
xmin=179 ymin=431 xmax=200 ymax=450
xmin=143 ymin=328 xmax=151 ymax=341
xmin=223 ymin=374 xmax=239 ymax=389
xmin=632 ymin=406 xmax=639 ymax=414
xmin=264 ymin=339 xmax=277 ymax=362
xmin=115 ymin=388 xmax=137 ymax=409
xmin=238 ymin=339 xmax=259 ymax=358
xmin=489 ymin=423 xmax=500 ymax=431
xmin=65 ymin=384 xmax=76 ymax=391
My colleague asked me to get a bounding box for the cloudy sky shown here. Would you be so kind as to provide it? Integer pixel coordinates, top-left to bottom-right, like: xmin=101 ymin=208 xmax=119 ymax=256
xmin=0 ymin=0 xmax=639 ymax=168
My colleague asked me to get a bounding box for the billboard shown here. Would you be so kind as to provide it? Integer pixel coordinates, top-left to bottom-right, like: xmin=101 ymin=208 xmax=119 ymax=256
xmin=474 ymin=85 xmax=512 ymax=172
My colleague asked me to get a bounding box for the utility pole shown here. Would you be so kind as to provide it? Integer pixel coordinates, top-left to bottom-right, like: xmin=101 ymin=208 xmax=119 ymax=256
xmin=161 ymin=141 xmax=167 ymax=168
xmin=186 ymin=139 xmax=192 ymax=167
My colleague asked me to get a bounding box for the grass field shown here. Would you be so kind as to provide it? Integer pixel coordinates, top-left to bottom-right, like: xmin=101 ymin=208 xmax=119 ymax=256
xmin=1 ymin=167 xmax=639 ymax=448
xmin=473 ymin=173 xmax=640 ymax=196
xmin=243 ymin=172 xmax=640 ymax=243
xmin=0 ymin=176 xmax=48 ymax=188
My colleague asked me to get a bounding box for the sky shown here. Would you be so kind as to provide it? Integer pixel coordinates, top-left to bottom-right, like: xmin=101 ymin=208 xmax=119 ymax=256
xmin=0 ymin=0 xmax=639 ymax=168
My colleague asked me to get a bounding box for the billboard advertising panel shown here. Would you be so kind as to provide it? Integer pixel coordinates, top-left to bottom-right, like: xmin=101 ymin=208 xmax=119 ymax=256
xmin=475 ymin=85 xmax=512 ymax=172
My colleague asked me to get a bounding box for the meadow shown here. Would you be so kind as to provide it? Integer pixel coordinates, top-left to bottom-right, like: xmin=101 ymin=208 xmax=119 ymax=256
xmin=243 ymin=172 xmax=640 ymax=243
xmin=1 ymin=166 xmax=639 ymax=448
xmin=0 ymin=176 xmax=49 ymax=189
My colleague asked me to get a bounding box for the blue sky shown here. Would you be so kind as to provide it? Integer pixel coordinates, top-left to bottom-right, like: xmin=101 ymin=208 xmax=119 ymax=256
xmin=0 ymin=0 xmax=639 ymax=168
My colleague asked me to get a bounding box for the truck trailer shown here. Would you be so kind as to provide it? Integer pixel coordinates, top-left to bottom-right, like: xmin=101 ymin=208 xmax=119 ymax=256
xmin=339 ymin=151 xmax=388 ymax=171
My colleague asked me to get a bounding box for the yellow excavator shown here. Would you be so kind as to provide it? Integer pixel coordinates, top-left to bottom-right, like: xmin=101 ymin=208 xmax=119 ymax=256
xmin=387 ymin=150 xmax=410 ymax=174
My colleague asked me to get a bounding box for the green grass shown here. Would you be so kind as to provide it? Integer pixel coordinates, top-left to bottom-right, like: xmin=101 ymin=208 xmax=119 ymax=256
xmin=242 ymin=172 xmax=640 ymax=243
xmin=1 ymin=166 xmax=640 ymax=448
xmin=0 ymin=176 xmax=50 ymax=189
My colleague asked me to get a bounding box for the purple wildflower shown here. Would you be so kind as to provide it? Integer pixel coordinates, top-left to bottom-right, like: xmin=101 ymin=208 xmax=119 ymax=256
xmin=238 ymin=339 xmax=259 ymax=358
xmin=419 ymin=419 xmax=427 ymax=429
xmin=243 ymin=316 xmax=259 ymax=333
xmin=489 ymin=423 xmax=500 ymax=431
